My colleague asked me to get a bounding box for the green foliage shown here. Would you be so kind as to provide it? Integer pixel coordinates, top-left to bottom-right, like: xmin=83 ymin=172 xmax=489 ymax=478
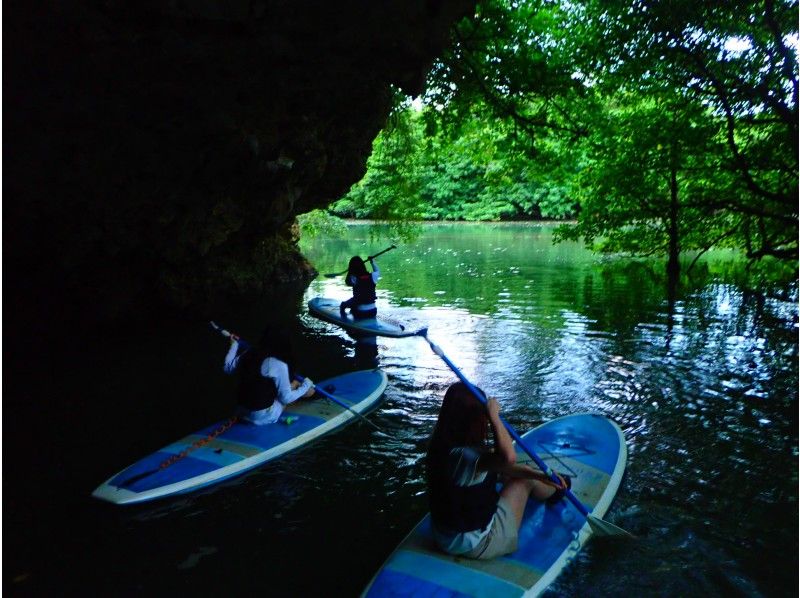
xmin=569 ymin=0 xmax=798 ymax=265
xmin=555 ymin=93 xmax=722 ymax=255
xmin=426 ymin=0 xmax=594 ymax=140
xmin=328 ymin=0 xmax=797 ymax=273
xmin=297 ymin=209 xmax=348 ymax=238
xmin=332 ymin=108 xmax=425 ymax=220
xmin=333 ymin=103 xmax=580 ymax=222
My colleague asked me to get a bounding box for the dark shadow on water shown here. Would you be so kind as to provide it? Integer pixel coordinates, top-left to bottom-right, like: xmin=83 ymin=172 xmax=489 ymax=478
xmin=352 ymin=334 xmax=380 ymax=370
xmin=3 ymin=278 xmax=377 ymax=596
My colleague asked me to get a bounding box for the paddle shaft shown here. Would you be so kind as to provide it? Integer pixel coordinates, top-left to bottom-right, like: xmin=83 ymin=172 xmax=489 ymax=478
xmin=293 ymin=373 xmax=384 ymax=432
xmin=324 ymin=245 xmax=396 ymax=278
xmin=209 ymin=322 xmax=382 ymax=431
xmin=419 ymin=332 xmax=591 ymax=518
xmin=366 ymin=245 xmax=396 ymax=261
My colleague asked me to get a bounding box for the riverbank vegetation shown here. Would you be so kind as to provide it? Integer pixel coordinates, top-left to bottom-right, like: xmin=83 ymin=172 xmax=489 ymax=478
xmin=306 ymin=0 xmax=797 ymax=277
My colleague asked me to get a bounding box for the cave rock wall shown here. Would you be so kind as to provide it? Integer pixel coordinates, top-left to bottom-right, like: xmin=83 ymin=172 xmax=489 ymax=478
xmin=7 ymin=0 xmax=475 ymax=322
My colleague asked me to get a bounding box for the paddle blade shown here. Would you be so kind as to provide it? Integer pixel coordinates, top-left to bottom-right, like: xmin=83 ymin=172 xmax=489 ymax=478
xmin=587 ymin=514 xmax=636 ymax=538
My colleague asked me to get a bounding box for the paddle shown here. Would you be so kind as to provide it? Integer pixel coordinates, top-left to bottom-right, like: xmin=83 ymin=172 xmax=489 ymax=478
xmin=415 ymin=328 xmax=634 ymax=538
xmin=323 ymin=245 xmax=397 ymax=278
xmin=209 ymin=322 xmax=386 ymax=433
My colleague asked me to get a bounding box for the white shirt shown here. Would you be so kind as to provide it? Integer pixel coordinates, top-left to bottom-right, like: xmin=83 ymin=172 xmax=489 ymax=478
xmin=224 ymin=340 xmax=313 ymax=424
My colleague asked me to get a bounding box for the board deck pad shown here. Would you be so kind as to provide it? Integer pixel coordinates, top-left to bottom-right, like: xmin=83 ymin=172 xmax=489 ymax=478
xmin=308 ymin=297 xmax=420 ymax=338
xmin=93 ymin=369 xmax=388 ymax=505
xmin=362 ymin=413 xmax=627 ymax=597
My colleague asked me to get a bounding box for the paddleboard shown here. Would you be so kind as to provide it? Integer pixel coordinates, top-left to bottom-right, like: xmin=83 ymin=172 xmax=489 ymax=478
xmin=93 ymin=369 xmax=388 ymax=505
xmin=308 ymin=297 xmax=419 ymax=338
xmin=362 ymin=413 xmax=627 ymax=597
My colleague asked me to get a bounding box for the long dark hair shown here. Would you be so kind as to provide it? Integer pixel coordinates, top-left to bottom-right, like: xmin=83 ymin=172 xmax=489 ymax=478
xmin=425 ymin=382 xmax=489 ymax=483
xmin=345 ymin=256 xmax=368 ymax=283
xmin=259 ymin=326 xmax=295 ymax=367
xmin=236 ymin=326 xmax=295 ymax=409
xmin=239 ymin=326 xmax=295 ymax=379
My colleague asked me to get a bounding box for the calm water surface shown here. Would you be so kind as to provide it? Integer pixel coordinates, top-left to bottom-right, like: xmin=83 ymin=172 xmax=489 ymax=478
xmin=6 ymin=223 xmax=797 ymax=597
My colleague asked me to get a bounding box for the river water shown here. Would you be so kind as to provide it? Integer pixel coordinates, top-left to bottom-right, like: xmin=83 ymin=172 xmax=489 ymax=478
xmin=5 ymin=223 xmax=797 ymax=597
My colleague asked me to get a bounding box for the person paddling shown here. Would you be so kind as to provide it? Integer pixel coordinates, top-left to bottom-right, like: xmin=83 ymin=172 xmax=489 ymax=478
xmin=340 ymin=255 xmax=380 ymax=320
xmin=426 ymin=382 xmax=571 ymax=559
xmin=224 ymin=327 xmax=315 ymax=424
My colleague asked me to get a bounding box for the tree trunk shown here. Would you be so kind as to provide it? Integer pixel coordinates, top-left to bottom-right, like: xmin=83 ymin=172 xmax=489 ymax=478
xmin=667 ymin=141 xmax=681 ymax=278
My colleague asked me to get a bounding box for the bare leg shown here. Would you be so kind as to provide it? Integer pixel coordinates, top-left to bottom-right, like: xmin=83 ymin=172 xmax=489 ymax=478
xmin=529 ymin=479 xmax=558 ymax=502
xmin=500 ymin=478 xmax=557 ymax=526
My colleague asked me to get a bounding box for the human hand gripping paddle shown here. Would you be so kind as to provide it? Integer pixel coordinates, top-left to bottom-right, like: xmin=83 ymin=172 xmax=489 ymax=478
xmin=209 ymin=322 xmax=385 ymax=434
xmin=415 ymin=328 xmax=635 ymax=538
xmin=323 ymin=245 xmax=397 ymax=278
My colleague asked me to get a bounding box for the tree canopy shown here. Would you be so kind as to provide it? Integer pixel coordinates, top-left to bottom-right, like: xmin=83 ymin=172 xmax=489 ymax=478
xmin=322 ymin=0 xmax=797 ymax=273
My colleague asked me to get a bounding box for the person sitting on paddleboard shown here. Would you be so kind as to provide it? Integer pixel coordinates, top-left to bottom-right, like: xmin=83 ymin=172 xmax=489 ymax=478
xmin=223 ymin=327 xmax=315 ymax=424
xmin=426 ymin=382 xmax=571 ymax=560
xmin=340 ymin=255 xmax=380 ymax=320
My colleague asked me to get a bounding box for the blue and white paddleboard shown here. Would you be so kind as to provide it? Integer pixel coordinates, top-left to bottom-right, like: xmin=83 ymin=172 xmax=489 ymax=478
xmin=93 ymin=369 xmax=388 ymax=505
xmin=362 ymin=413 xmax=627 ymax=597
xmin=308 ymin=297 xmax=419 ymax=338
